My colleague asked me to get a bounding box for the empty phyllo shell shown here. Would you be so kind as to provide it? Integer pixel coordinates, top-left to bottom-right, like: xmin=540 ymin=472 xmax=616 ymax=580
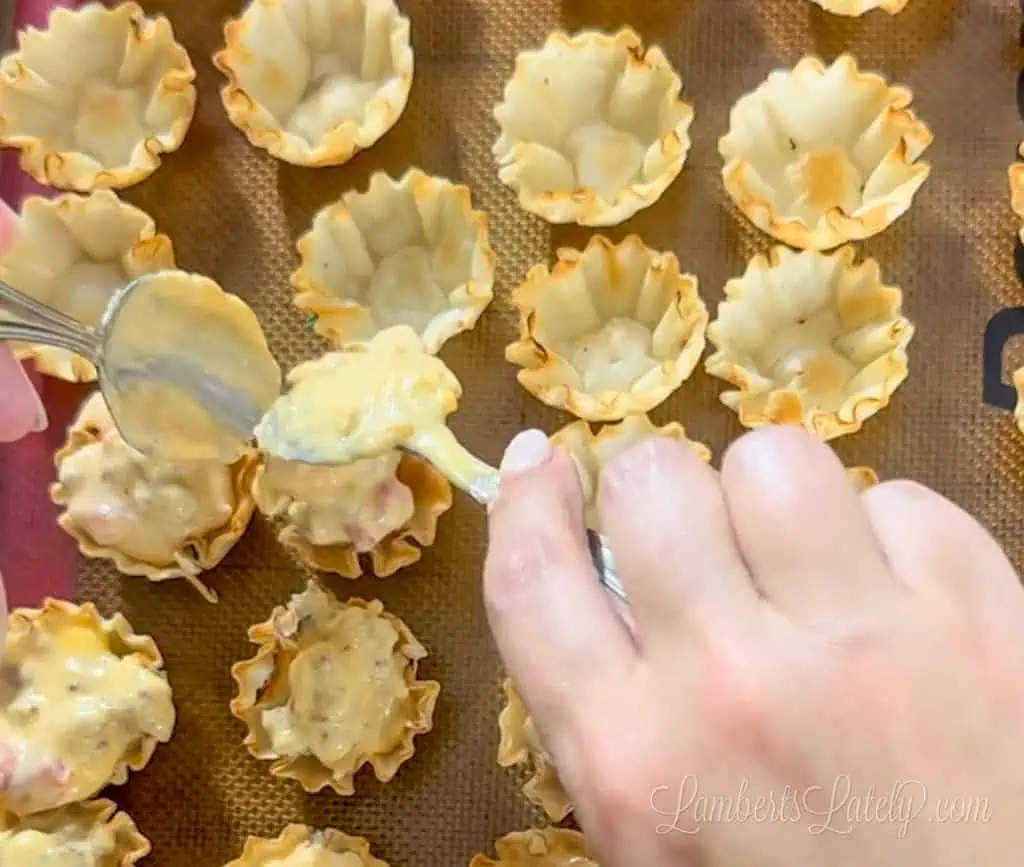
xmin=1009 ymin=142 xmax=1024 ymax=244
xmin=292 ymin=170 xmax=496 ymax=353
xmin=0 ymin=191 xmax=175 ymax=382
xmin=0 ymin=798 xmax=150 ymax=866
xmin=1014 ymin=368 xmax=1024 ymax=436
xmin=230 ymin=580 xmax=440 ymax=795
xmin=470 ymin=829 xmax=596 ymax=867
xmin=0 ymin=599 xmax=175 ymax=816
xmin=224 ymin=824 xmax=390 ymax=867
xmin=808 ymin=0 xmax=910 ymax=13
xmin=506 ymin=235 xmax=707 ymax=421
xmin=705 ymin=245 xmax=914 ymax=440
xmin=50 ymin=392 xmax=260 ymax=603
xmin=213 ymin=0 xmax=413 ymax=167
xmin=718 ymin=54 xmax=932 ymax=250
xmin=0 ymin=2 xmax=196 ymax=192
xmin=551 ymin=414 xmax=711 ymax=527
xmin=251 ymin=450 xmax=451 ymax=578
xmin=497 ymin=679 xmax=571 ymax=822
xmin=493 ymin=28 xmax=694 ymax=227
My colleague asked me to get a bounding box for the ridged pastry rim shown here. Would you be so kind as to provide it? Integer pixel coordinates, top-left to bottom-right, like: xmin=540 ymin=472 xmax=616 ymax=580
xmin=847 ymin=466 xmax=880 ymax=492
xmin=1 ymin=191 xmax=175 ymax=383
xmin=291 ymin=168 xmax=496 ymax=353
xmin=718 ymin=53 xmax=933 ymax=250
xmin=469 ymin=828 xmax=594 ymax=866
xmin=1013 ymin=367 xmax=1024 ymax=436
xmin=550 ymin=414 xmax=712 ymax=527
xmin=49 ymin=392 xmax=260 ymax=602
xmin=223 ymin=823 xmax=390 ymax=867
xmin=705 ymin=245 xmax=914 ymax=441
xmin=251 ymin=450 xmax=452 ymax=579
xmin=506 ymin=234 xmax=708 ymax=422
xmin=0 ymin=2 xmax=196 ymax=191
xmin=497 ymin=678 xmax=571 ymax=822
xmin=808 ymin=0 xmax=910 ymax=14
xmin=212 ymin=0 xmax=414 ymax=168
xmin=0 ymin=599 xmax=174 ymax=815
xmin=1009 ymin=141 xmax=1024 ymax=245
xmin=0 ymin=798 xmax=151 ymax=865
xmin=229 ymin=580 xmax=440 ymax=796
xmin=493 ymin=27 xmax=694 ymax=227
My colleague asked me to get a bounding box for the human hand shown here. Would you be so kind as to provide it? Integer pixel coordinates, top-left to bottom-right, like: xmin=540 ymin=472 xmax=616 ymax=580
xmin=0 ymin=198 xmax=46 ymax=444
xmin=484 ymin=426 xmax=1024 ymax=867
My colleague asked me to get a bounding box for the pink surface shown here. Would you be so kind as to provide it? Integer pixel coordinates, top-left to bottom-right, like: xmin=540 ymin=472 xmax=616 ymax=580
xmin=0 ymin=0 xmax=83 ymax=607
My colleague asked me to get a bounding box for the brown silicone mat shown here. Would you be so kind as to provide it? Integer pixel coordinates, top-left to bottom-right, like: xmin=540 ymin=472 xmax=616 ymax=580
xmin=63 ymin=0 xmax=1024 ymax=864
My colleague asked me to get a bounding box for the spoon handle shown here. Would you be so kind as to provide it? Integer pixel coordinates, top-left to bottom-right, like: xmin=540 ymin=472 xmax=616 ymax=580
xmin=0 ymin=320 xmax=99 ymax=358
xmin=0 ymin=280 xmax=101 ymax=359
xmin=404 ymin=429 xmax=629 ymax=604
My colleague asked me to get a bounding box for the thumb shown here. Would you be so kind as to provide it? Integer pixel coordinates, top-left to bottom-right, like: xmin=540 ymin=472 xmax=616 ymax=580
xmin=484 ymin=430 xmax=634 ymax=732
xmin=0 ymin=348 xmax=46 ymax=444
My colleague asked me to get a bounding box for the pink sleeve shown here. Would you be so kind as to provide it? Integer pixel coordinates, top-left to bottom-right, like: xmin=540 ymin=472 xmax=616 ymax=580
xmin=0 ymin=0 xmax=84 ymax=606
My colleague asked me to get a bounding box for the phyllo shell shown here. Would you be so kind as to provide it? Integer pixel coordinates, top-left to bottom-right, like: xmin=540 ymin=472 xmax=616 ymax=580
xmin=0 ymin=2 xmax=196 ymax=192
xmin=551 ymin=414 xmax=711 ymax=528
xmin=497 ymin=679 xmax=571 ymax=822
xmin=0 ymin=798 xmax=150 ymax=866
xmin=470 ymin=829 xmax=597 ymax=867
xmin=49 ymin=392 xmax=260 ymax=603
xmin=213 ymin=0 xmax=414 ymax=167
xmin=808 ymin=0 xmax=910 ymax=14
xmin=0 ymin=599 xmax=175 ymax=816
xmin=0 ymin=191 xmax=175 ymax=382
xmin=705 ymin=245 xmax=913 ymax=441
xmin=292 ymin=170 xmax=496 ymax=353
xmin=230 ymin=580 xmax=440 ymax=795
xmin=251 ymin=450 xmax=452 ymax=579
xmin=718 ymin=54 xmax=933 ymax=250
xmin=224 ymin=824 xmax=390 ymax=867
xmin=1014 ymin=368 xmax=1024 ymax=436
xmin=506 ymin=235 xmax=707 ymax=421
xmin=493 ymin=28 xmax=694 ymax=227
xmin=1009 ymin=142 xmax=1024 ymax=244
xmin=847 ymin=466 xmax=880 ymax=492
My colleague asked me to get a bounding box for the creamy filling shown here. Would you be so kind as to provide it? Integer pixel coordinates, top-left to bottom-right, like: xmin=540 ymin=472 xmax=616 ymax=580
xmin=261 ymin=608 xmax=412 ymax=768
xmin=255 ymin=327 xmax=495 ymax=501
xmin=266 ymin=841 xmax=367 ymax=867
xmin=0 ymin=822 xmax=116 ymax=867
xmin=0 ymin=624 xmax=173 ymax=811
xmin=265 ymin=454 xmax=414 ymax=550
xmin=58 ymin=433 xmax=235 ymax=566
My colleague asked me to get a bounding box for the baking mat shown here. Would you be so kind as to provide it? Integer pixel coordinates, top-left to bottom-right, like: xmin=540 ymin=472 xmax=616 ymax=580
xmin=23 ymin=0 xmax=1019 ymax=864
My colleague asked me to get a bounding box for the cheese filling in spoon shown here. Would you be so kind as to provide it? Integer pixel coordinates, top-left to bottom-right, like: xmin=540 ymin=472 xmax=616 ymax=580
xmin=254 ymin=326 xmax=624 ymax=601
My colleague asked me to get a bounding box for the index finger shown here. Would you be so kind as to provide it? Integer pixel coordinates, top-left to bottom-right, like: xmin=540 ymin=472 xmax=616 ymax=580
xmin=484 ymin=430 xmax=636 ymax=728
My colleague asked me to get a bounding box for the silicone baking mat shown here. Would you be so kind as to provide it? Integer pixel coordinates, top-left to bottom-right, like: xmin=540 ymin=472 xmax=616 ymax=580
xmin=14 ymin=0 xmax=1023 ymax=864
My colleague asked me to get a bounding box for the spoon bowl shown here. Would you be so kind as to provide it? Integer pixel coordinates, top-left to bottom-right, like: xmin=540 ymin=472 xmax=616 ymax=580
xmin=0 ymin=271 xmax=281 ymax=463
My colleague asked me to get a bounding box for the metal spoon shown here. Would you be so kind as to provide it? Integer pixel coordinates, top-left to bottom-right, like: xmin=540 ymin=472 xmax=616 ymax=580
xmin=0 ymin=274 xmax=279 ymax=463
xmin=1 ymin=278 xmax=627 ymax=603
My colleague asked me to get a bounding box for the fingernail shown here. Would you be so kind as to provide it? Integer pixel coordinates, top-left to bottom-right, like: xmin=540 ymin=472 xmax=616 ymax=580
xmin=500 ymin=429 xmax=551 ymax=475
